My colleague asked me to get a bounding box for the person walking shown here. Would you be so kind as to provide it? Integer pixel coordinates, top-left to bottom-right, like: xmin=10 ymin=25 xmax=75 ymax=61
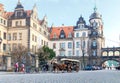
xmin=21 ymin=63 xmax=25 ymax=72
xmin=14 ymin=62 xmax=19 ymax=72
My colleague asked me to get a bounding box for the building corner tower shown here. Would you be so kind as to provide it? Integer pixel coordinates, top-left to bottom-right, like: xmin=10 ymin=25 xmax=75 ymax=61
xmin=88 ymin=7 xmax=105 ymax=66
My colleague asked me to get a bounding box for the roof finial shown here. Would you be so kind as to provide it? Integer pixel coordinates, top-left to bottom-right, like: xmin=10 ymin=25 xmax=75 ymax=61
xmin=94 ymin=0 xmax=97 ymax=12
xmin=18 ymin=0 xmax=21 ymax=4
xmin=80 ymin=14 xmax=82 ymax=17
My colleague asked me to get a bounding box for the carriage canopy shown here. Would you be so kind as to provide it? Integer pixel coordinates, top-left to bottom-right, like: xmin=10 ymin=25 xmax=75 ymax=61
xmin=61 ymin=58 xmax=80 ymax=63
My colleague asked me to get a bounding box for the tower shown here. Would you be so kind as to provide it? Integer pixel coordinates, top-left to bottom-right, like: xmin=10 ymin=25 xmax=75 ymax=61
xmin=88 ymin=6 xmax=105 ymax=65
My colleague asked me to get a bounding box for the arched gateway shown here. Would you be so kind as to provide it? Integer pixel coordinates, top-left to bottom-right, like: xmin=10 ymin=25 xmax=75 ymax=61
xmin=101 ymin=47 xmax=120 ymax=69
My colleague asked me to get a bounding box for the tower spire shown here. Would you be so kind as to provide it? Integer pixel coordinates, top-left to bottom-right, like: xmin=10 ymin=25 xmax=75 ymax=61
xmin=94 ymin=0 xmax=97 ymax=12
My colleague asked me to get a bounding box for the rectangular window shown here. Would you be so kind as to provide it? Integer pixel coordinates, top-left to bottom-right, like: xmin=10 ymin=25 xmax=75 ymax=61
xmin=8 ymin=44 xmax=11 ymax=51
xmin=13 ymin=33 xmax=17 ymax=40
xmin=19 ymin=33 xmax=22 ymax=40
xmin=76 ymin=42 xmax=80 ymax=48
xmin=35 ymin=36 xmax=37 ymax=42
xmin=68 ymin=51 xmax=72 ymax=56
xmin=3 ymin=44 xmax=6 ymax=51
xmin=33 ymin=23 xmax=37 ymax=29
xmin=60 ymin=43 xmax=65 ymax=49
xmin=20 ymin=21 xmax=22 ymax=26
xmin=68 ymin=42 xmax=72 ymax=48
xmin=3 ymin=32 xmax=6 ymax=39
xmin=53 ymin=43 xmax=56 ymax=49
xmin=8 ymin=33 xmax=11 ymax=41
xmin=4 ymin=20 xmax=6 ymax=25
xmin=44 ymin=31 xmax=46 ymax=35
xmin=76 ymin=33 xmax=79 ymax=37
xmin=16 ymin=21 xmax=18 ymax=26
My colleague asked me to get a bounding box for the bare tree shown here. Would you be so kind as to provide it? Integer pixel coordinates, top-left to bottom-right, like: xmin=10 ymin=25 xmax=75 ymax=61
xmin=11 ymin=45 xmax=29 ymax=65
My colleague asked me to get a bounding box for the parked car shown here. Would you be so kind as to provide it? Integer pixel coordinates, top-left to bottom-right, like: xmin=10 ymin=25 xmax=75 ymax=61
xmin=84 ymin=65 xmax=102 ymax=70
xmin=84 ymin=65 xmax=93 ymax=70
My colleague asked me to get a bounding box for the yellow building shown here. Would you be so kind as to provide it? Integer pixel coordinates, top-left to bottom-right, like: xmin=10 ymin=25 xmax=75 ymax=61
xmin=0 ymin=1 xmax=49 ymax=70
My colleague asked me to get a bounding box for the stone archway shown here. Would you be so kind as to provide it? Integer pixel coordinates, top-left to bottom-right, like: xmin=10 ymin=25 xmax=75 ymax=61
xmin=101 ymin=59 xmax=119 ymax=70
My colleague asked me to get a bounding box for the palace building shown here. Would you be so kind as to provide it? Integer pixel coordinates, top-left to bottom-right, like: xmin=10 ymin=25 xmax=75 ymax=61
xmin=0 ymin=1 xmax=108 ymax=70
xmin=49 ymin=7 xmax=105 ymax=67
xmin=0 ymin=1 xmax=49 ymax=70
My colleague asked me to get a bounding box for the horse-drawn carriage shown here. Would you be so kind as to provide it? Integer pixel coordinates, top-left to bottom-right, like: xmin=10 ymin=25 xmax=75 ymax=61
xmin=52 ymin=58 xmax=80 ymax=72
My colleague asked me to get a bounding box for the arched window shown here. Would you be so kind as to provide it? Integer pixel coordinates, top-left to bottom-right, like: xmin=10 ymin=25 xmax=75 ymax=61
xmin=102 ymin=51 xmax=107 ymax=56
xmin=109 ymin=51 xmax=113 ymax=56
xmin=114 ymin=51 xmax=119 ymax=56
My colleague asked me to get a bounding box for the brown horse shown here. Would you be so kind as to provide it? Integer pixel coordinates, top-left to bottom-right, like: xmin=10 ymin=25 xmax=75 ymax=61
xmin=52 ymin=63 xmax=67 ymax=72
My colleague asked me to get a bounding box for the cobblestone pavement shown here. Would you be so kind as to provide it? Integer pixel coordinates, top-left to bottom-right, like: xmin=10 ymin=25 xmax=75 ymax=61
xmin=0 ymin=70 xmax=120 ymax=83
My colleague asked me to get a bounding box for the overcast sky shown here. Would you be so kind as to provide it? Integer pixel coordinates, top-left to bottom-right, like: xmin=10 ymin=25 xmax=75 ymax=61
xmin=1 ymin=0 xmax=120 ymax=47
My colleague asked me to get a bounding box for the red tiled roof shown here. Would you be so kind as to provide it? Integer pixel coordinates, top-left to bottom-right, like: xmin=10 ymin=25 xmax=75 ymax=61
xmin=50 ymin=26 xmax=74 ymax=39
xmin=5 ymin=12 xmax=13 ymax=19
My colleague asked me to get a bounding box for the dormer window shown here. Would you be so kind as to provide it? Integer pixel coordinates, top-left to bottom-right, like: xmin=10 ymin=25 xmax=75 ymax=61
xmin=60 ymin=34 xmax=64 ymax=38
xmin=68 ymin=32 xmax=72 ymax=38
xmin=15 ymin=10 xmax=23 ymax=17
xmin=78 ymin=24 xmax=84 ymax=29
xmin=59 ymin=30 xmax=66 ymax=39
xmin=53 ymin=33 xmax=57 ymax=39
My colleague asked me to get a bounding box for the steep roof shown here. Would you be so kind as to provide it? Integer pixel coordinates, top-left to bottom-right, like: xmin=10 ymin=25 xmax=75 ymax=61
xmin=50 ymin=26 xmax=74 ymax=39
xmin=4 ymin=10 xmax=32 ymax=19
